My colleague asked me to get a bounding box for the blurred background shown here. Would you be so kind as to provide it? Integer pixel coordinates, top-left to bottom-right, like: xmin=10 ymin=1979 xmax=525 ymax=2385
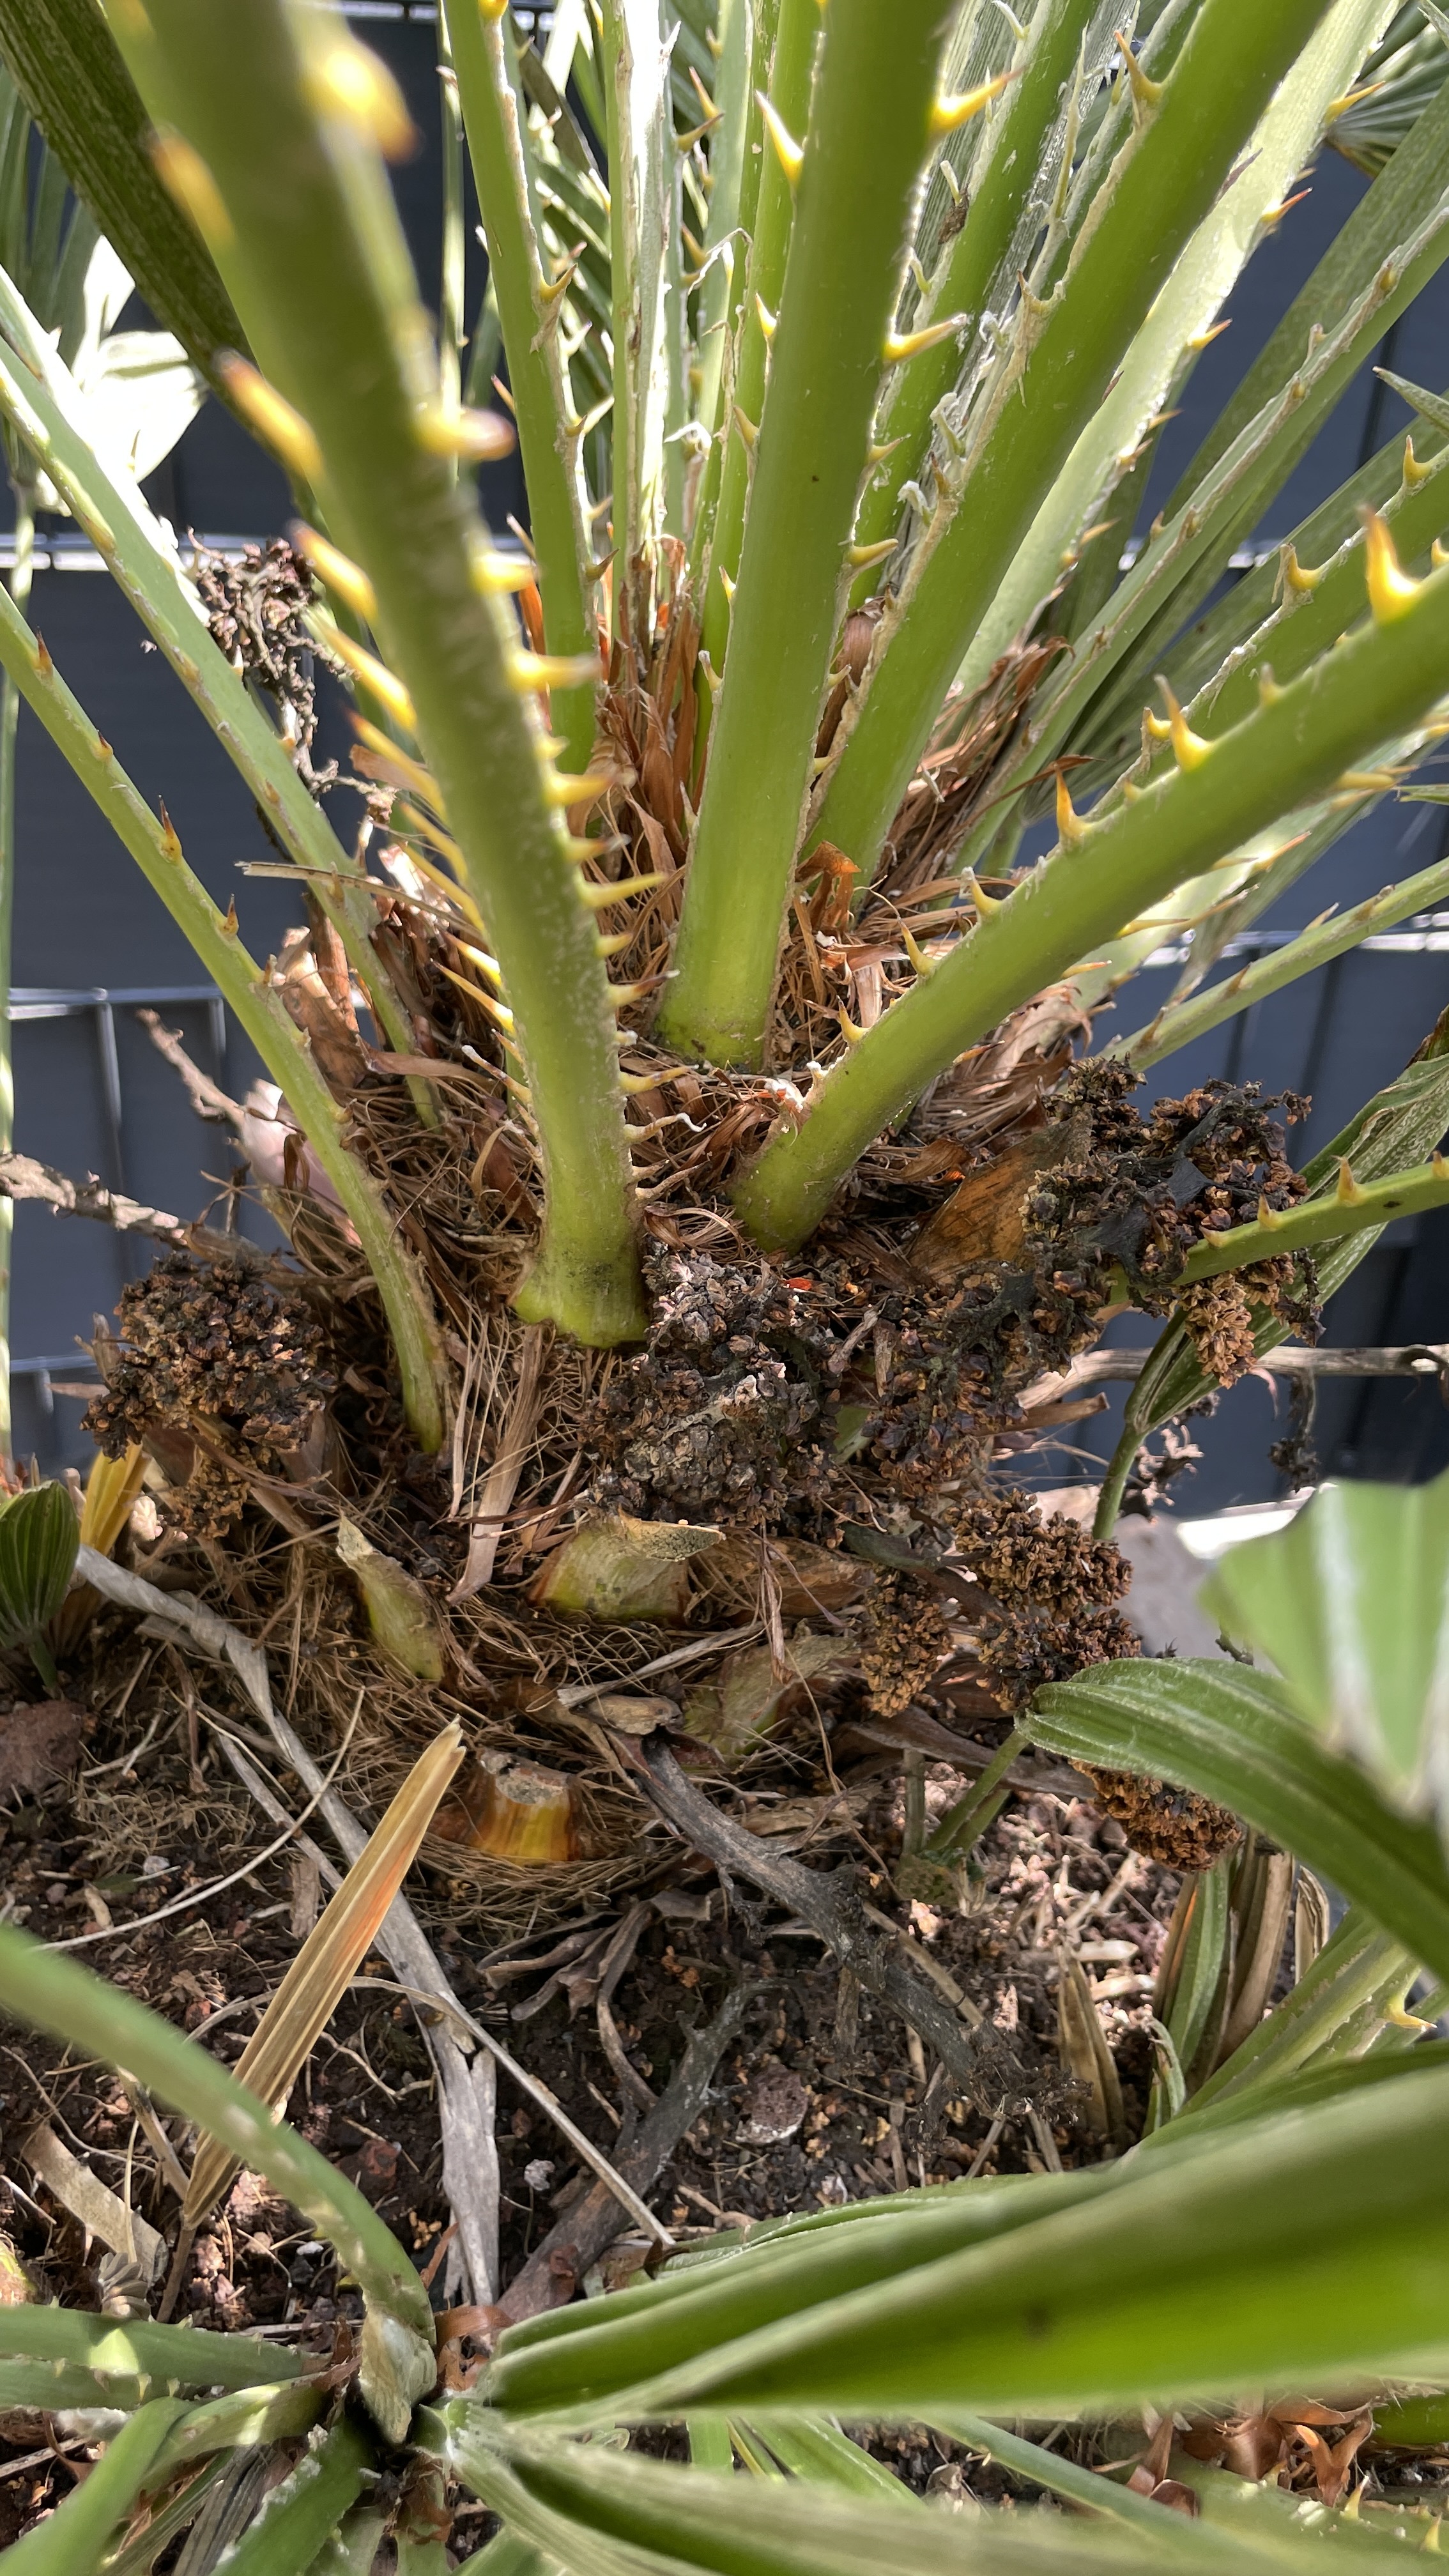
xmin=5 ymin=2 xmax=1448 ymax=1503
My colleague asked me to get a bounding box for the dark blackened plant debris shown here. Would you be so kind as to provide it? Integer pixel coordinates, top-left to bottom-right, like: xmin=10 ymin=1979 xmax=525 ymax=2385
xmin=85 ymin=1250 xmax=335 ymax=1536
xmin=190 ymin=539 xmax=343 ymax=797
xmin=585 ymin=1070 xmax=1317 ymax=1549
xmin=1021 ymin=1062 xmax=1319 ymax=1381
xmin=586 ymin=1252 xmax=840 ymax=1528
xmin=1269 ymin=1372 xmax=1322 ymax=1490
xmin=1121 ymin=1411 xmax=1212 ymax=1517
xmin=586 ymin=1246 xmax=1023 ymax=1537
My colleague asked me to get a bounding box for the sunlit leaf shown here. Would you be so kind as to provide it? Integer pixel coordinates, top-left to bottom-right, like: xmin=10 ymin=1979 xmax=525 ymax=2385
xmin=1200 ymin=1464 xmax=1449 ymax=1834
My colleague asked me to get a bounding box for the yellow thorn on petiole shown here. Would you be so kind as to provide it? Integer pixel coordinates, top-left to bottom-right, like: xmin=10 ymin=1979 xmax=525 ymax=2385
xmin=847 ymin=538 xmax=896 ymax=569
xmin=838 ymin=1006 xmax=865 ymax=1045
xmin=157 ymin=801 xmax=183 ymax=861
xmin=1144 ymin=709 xmax=1172 ymax=743
xmin=351 ymin=719 xmax=440 ymax=810
xmin=33 ymin=634 xmax=52 ymax=678
xmin=619 ymin=1066 xmax=689 ymax=1092
xmin=1186 ymin=319 xmax=1231 ymax=353
xmin=1324 ymin=79 xmax=1383 ymax=122
xmin=1255 ymin=1195 xmax=1284 ymax=1229
xmin=962 ymin=868 xmax=1003 ymax=914
xmin=732 ymin=404 xmax=758 ymax=452
xmin=884 ymin=316 xmax=963 ymax=364
xmin=324 ymin=625 xmax=417 ymax=731
xmin=1055 ymin=770 xmax=1089 ymax=846
xmin=755 ymin=294 xmax=778 ymax=341
xmin=930 ymin=71 xmax=1013 ymax=133
xmin=608 ymin=981 xmax=654 ymax=1009
xmin=542 ymin=767 xmax=617 ymax=809
xmin=305 ymin=33 xmax=417 ymax=158
xmin=1158 ymin=682 xmax=1212 ymax=770
xmin=757 ymin=94 xmax=804 ymax=185
xmin=867 ymin=436 xmax=905 ymax=467
xmin=1402 ymin=434 xmax=1436 ymax=492
xmin=1259 ymin=188 xmax=1311 ymax=234
xmin=1336 ymin=1158 xmax=1367 ymax=1204
xmin=1338 ymin=769 xmax=1399 ymax=793
xmin=220 ymin=896 xmax=239 ymax=935
xmin=1121 ymin=778 xmax=1144 ymax=803
xmin=218 ymin=356 xmax=321 ymax=482
xmin=292 ymin=522 xmax=376 ymax=623
xmin=468 ymin=540 xmax=533 ymax=597
xmin=416 ymin=404 xmax=516 ymax=463
xmin=594 ymin=929 xmax=633 ymax=958
xmin=151 ymin=134 xmax=234 ymax=250
xmin=576 ymin=873 xmax=668 ymax=909
xmin=903 ymin=928 xmax=935 ymax=979
xmin=1362 ymin=505 xmax=1421 ymax=622
xmin=718 ymin=567 xmax=737 ymax=604
xmin=1113 ymin=31 xmax=1162 ymax=109
xmin=458 ymin=940 xmax=504 ymax=986
xmin=508 ymin=647 xmax=601 ymax=693
xmin=1280 ymin=544 xmax=1322 ymax=597
xmin=1257 ymin=666 xmax=1285 ymax=707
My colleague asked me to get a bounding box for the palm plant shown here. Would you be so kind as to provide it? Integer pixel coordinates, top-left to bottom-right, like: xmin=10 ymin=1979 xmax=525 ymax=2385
xmin=0 ymin=0 xmax=1444 ymax=2074
xmin=1 ymin=0 xmax=1449 ymax=2320
xmin=0 ymin=7 xmax=1440 ymax=1406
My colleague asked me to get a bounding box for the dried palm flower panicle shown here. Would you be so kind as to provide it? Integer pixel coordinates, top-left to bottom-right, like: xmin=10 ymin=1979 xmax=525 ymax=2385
xmin=83 ymin=1250 xmax=335 ymax=1533
xmin=857 ymin=1568 xmax=953 ymax=1719
xmin=1081 ymin=1767 xmax=1242 ymax=1873
xmin=1019 ymin=1065 xmax=1314 ymax=1312
xmin=190 ymin=536 xmax=341 ymax=795
xmin=948 ymin=1488 xmax=1138 ymax=1712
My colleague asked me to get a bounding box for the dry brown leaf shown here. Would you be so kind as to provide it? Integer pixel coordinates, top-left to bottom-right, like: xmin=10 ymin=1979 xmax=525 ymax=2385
xmin=0 ymin=1701 xmax=84 ymax=1799
xmin=183 ymin=1722 xmax=464 ymax=2226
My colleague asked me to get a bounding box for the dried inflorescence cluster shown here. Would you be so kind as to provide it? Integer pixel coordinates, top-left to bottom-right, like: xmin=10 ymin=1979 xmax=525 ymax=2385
xmin=857 ymin=1570 xmax=954 ymax=1718
xmin=1078 ymin=1767 xmax=1241 ymax=1871
xmin=949 ymin=1488 xmax=1138 ymax=1710
xmin=86 ymin=1252 xmax=334 ymax=1535
xmin=1023 ymin=1064 xmax=1308 ymax=1292
xmin=192 ymin=538 xmax=339 ymax=795
xmin=1176 ymin=1259 xmax=1318 ymax=1388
